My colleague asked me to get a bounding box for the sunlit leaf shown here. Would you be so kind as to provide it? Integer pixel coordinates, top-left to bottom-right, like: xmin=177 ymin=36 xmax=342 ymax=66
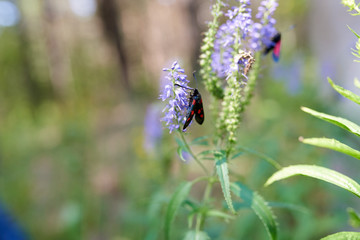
xmin=214 ymin=151 xmax=235 ymax=213
xmin=301 ymin=107 xmax=360 ymax=136
xmin=328 ymin=78 xmax=360 ymax=105
xmin=265 ymin=165 xmax=360 ymax=198
xmin=300 ymin=137 xmax=360 ymax=160
xmin=231 ymin=182 xmax=278 ymax=240
xmin=354 ymin=78 xmax=360 ymax=89
xmin=165 ymin=181 xmax=194 ymax=240
xmin=348 ymin=25 xmax=360 ymax=38
xmin=321 ymin=231 xmax=360 ymax=240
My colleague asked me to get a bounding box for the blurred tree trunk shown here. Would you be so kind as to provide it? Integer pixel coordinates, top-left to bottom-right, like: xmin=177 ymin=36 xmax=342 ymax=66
xmin=17 ymin=13 xmax=43 ymax=107
xmin=42 ymin=0 xmax=72 ymax=100
xmin=97 ymin=0 xmax=131 ymax=93
xmin=186 ymin=1 xmax=202 ymax=69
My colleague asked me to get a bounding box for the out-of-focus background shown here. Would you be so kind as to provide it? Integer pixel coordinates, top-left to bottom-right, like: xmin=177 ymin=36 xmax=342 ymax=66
xmin=1 ymin=0 xmax=360 ymax=239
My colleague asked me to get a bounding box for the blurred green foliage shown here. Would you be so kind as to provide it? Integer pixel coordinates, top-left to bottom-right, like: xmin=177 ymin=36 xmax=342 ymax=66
xmin=0 ymin=0 xmax=359 ymax=239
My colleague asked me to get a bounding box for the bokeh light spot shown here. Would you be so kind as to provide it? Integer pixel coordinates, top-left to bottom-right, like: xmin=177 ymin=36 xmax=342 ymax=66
xmin=0 ymin=1 xmax=20 ymax=27
xmin=69 ymin=0 xmax=97 ymax=18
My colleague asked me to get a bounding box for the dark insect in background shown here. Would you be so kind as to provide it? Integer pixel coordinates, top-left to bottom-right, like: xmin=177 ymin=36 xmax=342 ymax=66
xmin=264 ymin=32 xmax=281 ymax=62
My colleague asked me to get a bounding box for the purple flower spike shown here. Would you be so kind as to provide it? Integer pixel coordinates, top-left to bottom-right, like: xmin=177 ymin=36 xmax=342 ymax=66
xmin=211 ymin=0 xmax=253 ymax=78
xmin=159 ymin=61 xmax=190 ymax=133
xmin=144 ymin=104 xmax=163 ymax=153
xmin=250 ymin=0 xmax=278 ymax=51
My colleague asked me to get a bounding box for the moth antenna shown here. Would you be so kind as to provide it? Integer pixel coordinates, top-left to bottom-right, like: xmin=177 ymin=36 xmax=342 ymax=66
xmin=174 ymin=83 xmax=194 ymax=90
xmin=193 ymin=71 xmax=198 ymax=89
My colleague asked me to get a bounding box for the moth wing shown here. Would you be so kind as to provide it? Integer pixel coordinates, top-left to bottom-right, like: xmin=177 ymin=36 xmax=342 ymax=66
xmin=183 ymin=99 xmax=196 ymax=130
xmin=272 ymin=40 xmax=281 ymax=62
xmin=194 ymin=98 xmax=204 ymax=125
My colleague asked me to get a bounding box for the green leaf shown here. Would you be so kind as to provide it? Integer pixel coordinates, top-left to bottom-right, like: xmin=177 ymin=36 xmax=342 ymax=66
xmin=231 ymin=150 xmax=244 ymax=160
xmin=265 ymin=165 xmax=360 ymax=198
xmin=175 ymin=136 xmax=186 ymax=148
xmin=268 ymin=202 xmax=309 ymax=214
xmin=165 ymin=181 xmax=194 ymax=240
xmin=231 ymin=182 xmax=278 ymax=240
xmin=190 ymin=136 xmax=210 ymax=146
xmin=183 ymin=230 xmax=210 ymax=240
xmin=177 ymin=147 xmax=191 ymax=162
xmin=206 ymin=209 xmax=235 ymax=221
xmin=301 ymin=106 xmax=360 ymax=136
xmin=300 ymin=137 xmax=360 ymax=160
xmin=197 ymin=149 xmax=218 ymax=157
xmin=347 ymin=207 xmax=360 ymax=228
xmin=328 ymin=78 xmax=360 ymax=105
xmin=354 ymin=78 xmax=360 ymax=89
xmin=321 ymin=231 xmax=360 ymax=240
xmin=214 ymin=151 xmax=235 ymax=213
xmin=235 ymin=146 xmax=282 ymax=169
xmin=348 ymin=25 xmax=360 ymax=38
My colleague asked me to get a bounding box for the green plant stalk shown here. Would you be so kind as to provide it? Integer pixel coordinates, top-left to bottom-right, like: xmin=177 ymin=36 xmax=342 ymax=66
xmin=199 ymin=0 xmax=224 ymax=99
xmin=195 ymin=173 xmax=216 ymax=234
xmin=177 ymin=130 xmax=209 ymax=176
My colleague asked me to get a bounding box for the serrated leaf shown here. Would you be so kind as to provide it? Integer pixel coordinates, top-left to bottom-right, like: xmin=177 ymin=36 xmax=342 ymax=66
xmin=214 ymin=151 xmax=235 ymax=213
xmin=328 ymin=78 xmax=360 ymax=105
xmin=300 ymin=137 xmax=360 ymax=160
xmin=321 ymin=231 xmax=360 ymax=240
xmin=165 ymin=182 xmax=194 ymax=240
xmin=347 ymin=207 xmax=360 ymax=228
xmin=301 ymin=107 xmax=360 ymax=136
xmin=265 ymin=165 xmax=360 ymax=198
xmin=183 ymin=230 xmax=210 ymax=240
xmin=231 ymin=182 xmax=278 ymax=240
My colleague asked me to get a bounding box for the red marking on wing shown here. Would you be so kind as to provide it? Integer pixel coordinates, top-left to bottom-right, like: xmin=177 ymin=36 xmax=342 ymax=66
xmin=272 ymin=40 xmax=281 ymax=62
xmin=197 ymin=109 xmax=201 ymax=114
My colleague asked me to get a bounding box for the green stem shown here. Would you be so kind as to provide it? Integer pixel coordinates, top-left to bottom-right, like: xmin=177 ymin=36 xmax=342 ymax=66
xmin=178 ymin=130 xmax=209 ymax=176
xmin=236 ymin=145 xmax=282 ymax=170
xmin=195 ymin=173 xmax=216 ymax=234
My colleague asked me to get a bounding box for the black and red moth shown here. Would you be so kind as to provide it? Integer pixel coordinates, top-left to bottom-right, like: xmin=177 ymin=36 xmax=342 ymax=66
xmin=183 ymin=88 xmax=204 ymax=131
xmin=264 ymin=32 xmax=281 ymax=62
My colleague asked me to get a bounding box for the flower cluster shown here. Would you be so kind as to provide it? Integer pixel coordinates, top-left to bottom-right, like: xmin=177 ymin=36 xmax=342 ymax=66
xmin=211 ymin=0 xmax=278 ymax=79
xmin=159 ymin=61 xmax=190 ymax=133
xmin=211 ymin=0 xmax=253 ymax=78
xmin=250 ymin=0 xmax=278 ymax=51
xmin=199 ymin=0 xmax=225 ymax=99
